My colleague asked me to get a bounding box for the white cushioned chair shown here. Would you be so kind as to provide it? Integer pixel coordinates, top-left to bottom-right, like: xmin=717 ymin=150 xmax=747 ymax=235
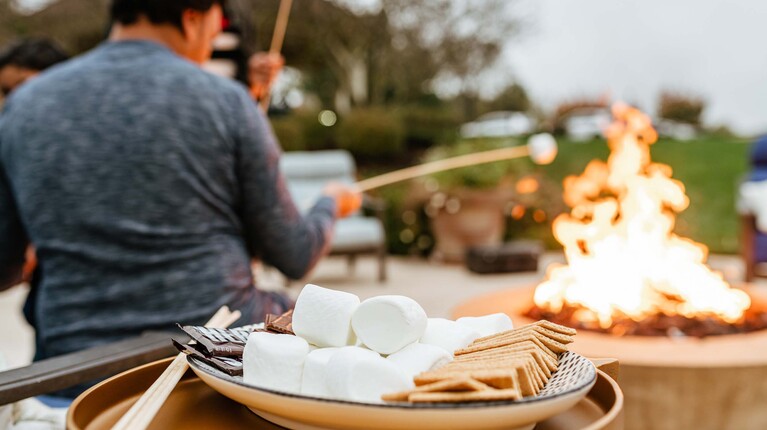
xmin=280 ymin=149 xmax=387 ymax=281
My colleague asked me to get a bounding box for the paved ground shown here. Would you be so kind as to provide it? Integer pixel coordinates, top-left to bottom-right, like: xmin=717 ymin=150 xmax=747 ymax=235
xmin=0 ymin=252 xmax=755 ymax=370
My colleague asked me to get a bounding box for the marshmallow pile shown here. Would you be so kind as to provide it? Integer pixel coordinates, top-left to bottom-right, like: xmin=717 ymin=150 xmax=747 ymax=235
xmin=242 ymin=284 xmax=514 ymax=403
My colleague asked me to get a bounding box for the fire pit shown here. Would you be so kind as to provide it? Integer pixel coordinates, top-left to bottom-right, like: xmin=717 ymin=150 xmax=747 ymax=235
xmin=454 ymin=286 xmax=767 ymax=430
xmin=455 ymin=105 xmax=767 ymax=430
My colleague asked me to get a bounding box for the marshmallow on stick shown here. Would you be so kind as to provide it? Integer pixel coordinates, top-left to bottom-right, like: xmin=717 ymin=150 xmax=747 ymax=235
xmin=355 ymin=134 xmax=557 ymax=192
xmin=292 ymin=284 xmax=360 ymax=347
xmin=352 ymin=295 xmax=428 ymax=355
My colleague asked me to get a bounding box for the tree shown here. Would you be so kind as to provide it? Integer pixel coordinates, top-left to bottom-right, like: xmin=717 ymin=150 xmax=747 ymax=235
xmin=382 ymin=0 xmax=518 ymax=116
xmin=240 ymin=0 xmax=518 ymax=112
xmin=487 ymin=82 xmax=531 ymax=113
xmin=0 ymin=0 xmax=108 ymax=54
xmin=658 ymin=91 xmax=706 ymax=125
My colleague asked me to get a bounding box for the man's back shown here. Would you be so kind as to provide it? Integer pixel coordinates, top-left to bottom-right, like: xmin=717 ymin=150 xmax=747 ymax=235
xmin=0 ymin=41 xmax=335 ymax=361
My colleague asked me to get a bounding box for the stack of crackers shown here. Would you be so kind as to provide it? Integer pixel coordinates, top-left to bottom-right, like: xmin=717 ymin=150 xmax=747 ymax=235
xmin=382 ymin=320 xmax=576 ymax=403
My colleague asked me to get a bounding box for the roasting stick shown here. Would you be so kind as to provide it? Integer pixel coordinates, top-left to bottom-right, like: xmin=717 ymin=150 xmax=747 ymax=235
xmin=259 ymin=0 xmax=294 ymax=112
xmin=112 ymin=306 xmax=242 ymax=430
xmin=355 ymin=135 xmax=558 ymax=192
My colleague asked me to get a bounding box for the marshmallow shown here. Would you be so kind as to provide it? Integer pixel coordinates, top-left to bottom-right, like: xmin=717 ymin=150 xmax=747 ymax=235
xmin=528 ymin=133 xmax=558 ymax=165
xmin=300 ymin=347 xmax=339 ymax=398
xmin=456 ymin=313 xmax=514 ymax=337
xmin=293 ymin=284 xmax=360 ymax=347
xmin=387 ymin=342 xmax=452 ymax=378
xmin=326 ymin=347 xmax=413 ymax=403
xmin=351 ymin=295 xmax=427 ymax=355
xmin=420 ymin=318 xmax=481 ymax=354
xmin=243 ymin=331 xmax=310 ymax=394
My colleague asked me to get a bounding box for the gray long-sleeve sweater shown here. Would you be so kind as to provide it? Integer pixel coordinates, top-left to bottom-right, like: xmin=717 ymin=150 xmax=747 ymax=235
xmin=0 ymin=40 xmax=336 ymax=361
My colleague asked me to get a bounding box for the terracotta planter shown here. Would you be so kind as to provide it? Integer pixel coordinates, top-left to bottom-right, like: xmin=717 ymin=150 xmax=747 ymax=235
xmin=429 ymin=189 xmax=509 ymax=262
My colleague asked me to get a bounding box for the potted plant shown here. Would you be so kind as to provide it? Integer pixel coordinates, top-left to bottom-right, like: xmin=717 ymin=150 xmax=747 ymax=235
xmin=415 ymin=139 xmax=527 ymax=262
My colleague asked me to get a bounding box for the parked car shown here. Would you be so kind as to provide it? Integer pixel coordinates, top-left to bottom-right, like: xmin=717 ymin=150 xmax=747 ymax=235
xmin=460 ymin=111 xmax=536 ymax=138
xmin=655 ymin=119 xmax=697 ymax=141
xmin=563 ymin=108 xmax=612 ymax=141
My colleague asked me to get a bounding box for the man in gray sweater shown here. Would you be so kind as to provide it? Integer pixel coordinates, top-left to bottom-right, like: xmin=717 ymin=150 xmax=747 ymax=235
xmin=0 ymin=0 xmax=360 ymax=395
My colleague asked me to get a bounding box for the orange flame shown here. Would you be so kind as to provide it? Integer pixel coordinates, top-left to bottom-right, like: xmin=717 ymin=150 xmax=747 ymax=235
xmin=534 ymin=103 xmax=750 ymax=327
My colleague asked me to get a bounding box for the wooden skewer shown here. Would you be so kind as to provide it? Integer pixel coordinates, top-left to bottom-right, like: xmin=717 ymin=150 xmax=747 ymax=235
xmin=355 ymin=145 xmax=531 ymax=192
xmin=259 ymin=0 xmax=294 ymax=112
xmin=112 ymin=306 xmax=242 ymax=430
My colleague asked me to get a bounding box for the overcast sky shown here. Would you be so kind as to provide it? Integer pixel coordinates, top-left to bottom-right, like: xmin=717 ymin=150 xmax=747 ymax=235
xmin=500 ymin=0 xmax=767 ymax=135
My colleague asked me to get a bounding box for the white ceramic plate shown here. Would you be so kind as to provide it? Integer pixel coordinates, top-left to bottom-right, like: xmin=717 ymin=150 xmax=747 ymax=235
xmin=188 ymin=351 xmax=596 ymax=430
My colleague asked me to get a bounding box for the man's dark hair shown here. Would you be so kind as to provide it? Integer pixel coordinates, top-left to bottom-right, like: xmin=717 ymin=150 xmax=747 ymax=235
xmin=0 ymin=38 xmax=69 ymax=71
xmin=110 ymin=0 xmax=227 ymax=31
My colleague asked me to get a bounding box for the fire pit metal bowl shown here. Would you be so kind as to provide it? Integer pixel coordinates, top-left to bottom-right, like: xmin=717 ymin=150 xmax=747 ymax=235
xmin=453 ymin=285 xmax=767 ymax=430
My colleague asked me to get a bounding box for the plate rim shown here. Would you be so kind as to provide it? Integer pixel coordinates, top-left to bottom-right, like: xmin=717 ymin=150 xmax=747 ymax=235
xmin=187 ymin=350 xmax=596 ymax=410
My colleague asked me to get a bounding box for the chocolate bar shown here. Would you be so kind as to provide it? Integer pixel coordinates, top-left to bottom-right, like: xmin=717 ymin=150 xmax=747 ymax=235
xmin=265 ymin=309 xmax=294 ymax=335
xmin=173 ymin=340 xmax=243 ymax=376
xmin=177 ymin=325 xmax=252 ymax=357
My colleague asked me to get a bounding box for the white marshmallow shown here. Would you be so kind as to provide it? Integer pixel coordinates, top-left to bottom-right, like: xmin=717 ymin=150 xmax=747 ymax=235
xmin=243 ymin=331 xmax=310 ymax=394
xmin=351 ymin=295 xmax=427 ymax=355
xmin=456 ymin=313 xmax=514 ymax=337
xmin=292 ymin=284 xmax=360 ymax=347
xmin=528 ymin=133 xmax=558 ymax=165
xmin=387 ymin=342 xmax=452 ymax=378
xmin=300 ymin=347 xmax=339 ymax=398
xmin=420 ymin=318 xmax=481 ymax=354
xmin=326 ymin=347 xmax=413 ymax=403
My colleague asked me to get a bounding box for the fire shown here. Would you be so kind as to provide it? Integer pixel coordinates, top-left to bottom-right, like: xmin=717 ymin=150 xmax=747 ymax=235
xmin=534 ymin=103 xmax=751 ymax=327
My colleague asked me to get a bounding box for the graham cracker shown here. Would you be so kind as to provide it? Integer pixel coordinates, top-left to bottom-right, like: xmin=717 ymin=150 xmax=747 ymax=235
xmin=409 ymin=388 xmax=521 ymax=403
xmin=458 ymin=348 xmax=553 ymax=378
xmin=473 ymin=325 xmax=573 ymax=348
xmin=381 ymin=377 xmax=489 ymax=402
xmin=455 ymin=332 xmax=558 ymax=359
xmin=415 ymin=368 xmax=527 ymax=394
xmin=425 ymin=359 xmax=539 ymax=396
xmin=457 ymin=342 xmax=557 ymax=374
xmin=449 ymin=355 xmax=546 ymax=387
xmin=474 ymin=321 xmax=576 ymax=344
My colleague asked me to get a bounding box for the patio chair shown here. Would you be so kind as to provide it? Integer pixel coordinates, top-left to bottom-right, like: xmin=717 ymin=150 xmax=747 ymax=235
xmin=741 ymin=214 xmax=767 ymax=281
xmin=280 ymin=149 xmax=387 ymax=282
xmin=740 ymin=136 xmax=767 ymax=282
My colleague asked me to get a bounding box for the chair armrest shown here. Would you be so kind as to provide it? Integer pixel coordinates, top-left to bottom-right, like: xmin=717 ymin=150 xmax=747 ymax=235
xmin=0 ymin=331 xmax=189 ymax=406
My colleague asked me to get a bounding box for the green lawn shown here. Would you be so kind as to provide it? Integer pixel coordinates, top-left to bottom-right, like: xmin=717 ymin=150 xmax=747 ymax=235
xmin=538 ymin=136 xmax=751 ymax=254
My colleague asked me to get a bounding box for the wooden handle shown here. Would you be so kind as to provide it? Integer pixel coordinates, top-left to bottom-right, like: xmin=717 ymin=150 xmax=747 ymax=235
xmin=259 ymin=0 xmax=294 ymax=112
xmin=112 ymin=306 xmax=241 ymax=430
xmin=355 ymin=145 xmax=530 ymax=192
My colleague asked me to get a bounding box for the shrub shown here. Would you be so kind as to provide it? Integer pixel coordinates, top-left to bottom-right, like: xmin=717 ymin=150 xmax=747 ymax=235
xmin=487 ymin=83 xmax=531 ymax=113
xmin=268 ymin=110 xmax=339 ymax=151
xmin=336 ymin=108 xmax=405 ymax=161
xmin=424 ymin=139 xmax=527 ymax=190
xmin=295 ymin=111 xmax=337 ymax=151
xmin=658 ymin=91 xmax=705 ymax=125
xmin=270 ymin=115 xmax=306 ymax=152
xmin=399 ymin=106 xmax=461 ymax=149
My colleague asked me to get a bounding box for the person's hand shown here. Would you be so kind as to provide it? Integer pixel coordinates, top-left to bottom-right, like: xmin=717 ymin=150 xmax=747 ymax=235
xmin=22 ymin=246 xmax=37 ymax=283
xmin=248 ymin=52 xmax=285 ymax=101
xmin=323 ymin=182 xmax=362 ymax=218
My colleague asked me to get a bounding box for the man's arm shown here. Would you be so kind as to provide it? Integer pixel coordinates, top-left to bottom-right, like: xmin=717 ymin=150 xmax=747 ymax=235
xmin=0 ymin=160 xmax=28 ymax=290
xmin=232 ymin=92 xmax=336 ymax=280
